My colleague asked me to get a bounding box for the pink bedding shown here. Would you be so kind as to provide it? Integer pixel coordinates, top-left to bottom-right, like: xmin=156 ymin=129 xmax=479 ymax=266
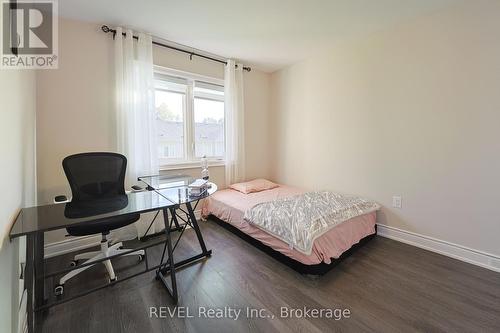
xmin=201 ymin=185 xmax=376 ymax=265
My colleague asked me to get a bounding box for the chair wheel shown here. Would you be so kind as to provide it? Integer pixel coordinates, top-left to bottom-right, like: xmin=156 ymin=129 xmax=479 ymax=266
xmin=69 ymin=260 xmax=78 ymax=267
xmin=54 ymin=284 xmax=64 ymax=296
xmin=109 ymin=277 xmax=117 ymax=283
xmin=138 ymin=254 xmax=145 ymax=261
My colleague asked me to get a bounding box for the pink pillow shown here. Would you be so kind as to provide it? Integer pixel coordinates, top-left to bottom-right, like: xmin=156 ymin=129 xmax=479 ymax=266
xmin=230 ymin=179 xmax=279 ymax=194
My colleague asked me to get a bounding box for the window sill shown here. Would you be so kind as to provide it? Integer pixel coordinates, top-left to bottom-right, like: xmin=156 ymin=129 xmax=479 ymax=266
xmin=159 ymin=160 xmax=225 ymax=171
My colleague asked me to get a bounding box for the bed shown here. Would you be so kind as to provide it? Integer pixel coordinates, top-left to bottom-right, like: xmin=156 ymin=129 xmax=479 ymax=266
xmin=201 ymin=181 xmax=378 ymax=275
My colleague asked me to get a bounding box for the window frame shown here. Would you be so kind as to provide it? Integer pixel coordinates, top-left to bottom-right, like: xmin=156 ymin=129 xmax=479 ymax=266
xmin=154 ymin=65 xmax=225 ymax=170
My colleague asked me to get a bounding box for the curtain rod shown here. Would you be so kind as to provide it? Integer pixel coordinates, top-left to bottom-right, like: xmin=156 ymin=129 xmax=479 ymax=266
xmin=101 ymin=25 xmax=251 ymax=72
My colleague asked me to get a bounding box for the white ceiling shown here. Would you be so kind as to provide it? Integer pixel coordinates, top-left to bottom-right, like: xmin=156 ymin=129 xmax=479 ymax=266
xmin=58 ymin=0 xmax=459 ymax=72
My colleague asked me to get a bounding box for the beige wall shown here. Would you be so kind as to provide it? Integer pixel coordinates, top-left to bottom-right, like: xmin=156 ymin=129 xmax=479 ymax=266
xmin=0 ymin=68 xmax=37 ymax=333
xmin=270 ymin=0 xmax=500 ymax=256
xmin=36 ymin=19 xmax=115 ymax=204
xmin=36 ymin=18 xmax=271 ymax=244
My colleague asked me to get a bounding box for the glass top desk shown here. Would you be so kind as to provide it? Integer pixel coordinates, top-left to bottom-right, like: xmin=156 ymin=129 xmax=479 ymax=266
xmin=138 ymin=174 xmax=218 ymax=205
xmin=10 ymin=175 xmax=217 ymax=333
xmin=139 ymin=174 xmax=194 ymax=190
xmin=137 ymin=174 xmax=216 ymax=302
xmin=10 ymin=191 xmax=176 ymax=238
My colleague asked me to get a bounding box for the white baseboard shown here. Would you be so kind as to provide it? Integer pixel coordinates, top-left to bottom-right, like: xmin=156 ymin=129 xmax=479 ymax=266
xmin=44 ymin=209 xmax=203 ymax=259
xmin=377 ymin=224 xmax=500 ymax=273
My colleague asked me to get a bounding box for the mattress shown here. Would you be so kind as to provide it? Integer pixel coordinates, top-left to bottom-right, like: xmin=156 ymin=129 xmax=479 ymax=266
xmin=201 ymin=185 xmax=376 ymax=265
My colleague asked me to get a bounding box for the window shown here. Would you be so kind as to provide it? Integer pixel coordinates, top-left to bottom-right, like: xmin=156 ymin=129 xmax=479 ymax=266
xmin=154 ymin=68 xmax=225 ymax=167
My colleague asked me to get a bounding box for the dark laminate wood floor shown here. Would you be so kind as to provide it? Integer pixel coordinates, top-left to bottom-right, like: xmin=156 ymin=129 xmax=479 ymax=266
xmin=39 ymin=219 xmax=500 ymax=333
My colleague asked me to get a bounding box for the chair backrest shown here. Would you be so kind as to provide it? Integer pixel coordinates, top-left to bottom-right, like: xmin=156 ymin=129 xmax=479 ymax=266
xmin=63 ymin=152 xmax=127 ymax=201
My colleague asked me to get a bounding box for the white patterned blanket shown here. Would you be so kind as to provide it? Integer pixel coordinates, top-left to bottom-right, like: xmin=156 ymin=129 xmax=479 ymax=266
xmin=243 ymin=191 xmax=380 ymax=255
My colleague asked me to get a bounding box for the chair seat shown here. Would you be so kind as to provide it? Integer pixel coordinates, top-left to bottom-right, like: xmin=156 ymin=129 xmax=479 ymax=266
xmin=66 ymin=213 xmax=140 ymax=236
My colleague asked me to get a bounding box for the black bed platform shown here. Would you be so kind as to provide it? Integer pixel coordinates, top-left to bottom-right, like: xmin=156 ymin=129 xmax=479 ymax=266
xmin=208 ymin=215 xmax=377 ymax=275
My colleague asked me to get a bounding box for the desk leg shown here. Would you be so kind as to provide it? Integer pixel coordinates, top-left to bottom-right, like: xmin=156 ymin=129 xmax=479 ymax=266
xmin=157 ymin=208 xmax=178 ymax=303
xmin=169 ymin=208 xmax=181 ymax=230
xmin=34 ymin=233 xmax=45 ymax=309
xmin=25 ymin=234 xmax=35 ymax=333
xmin=169 ymin=207 xmax=181 ymax=231
xmin=186 ymin=202 xmax=209 ymax=255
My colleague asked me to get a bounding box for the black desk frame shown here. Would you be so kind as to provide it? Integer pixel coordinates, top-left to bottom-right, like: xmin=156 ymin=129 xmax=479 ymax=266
xmin=22 ymin=193 xmax=212 ymax=332
xmin=155 ymin=201 xmax=212 ymax=302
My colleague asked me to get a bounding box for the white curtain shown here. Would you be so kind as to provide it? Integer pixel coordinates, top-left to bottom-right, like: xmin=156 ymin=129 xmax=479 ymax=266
xmin=113 ymin=27 xmax=162 ymax=240
xmin=224 ymin=59 xmax=246 ymax=186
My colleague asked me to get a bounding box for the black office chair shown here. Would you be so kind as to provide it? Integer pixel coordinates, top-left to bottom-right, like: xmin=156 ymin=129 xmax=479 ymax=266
xmin=54 ymin=152 xmax=144 ymax=296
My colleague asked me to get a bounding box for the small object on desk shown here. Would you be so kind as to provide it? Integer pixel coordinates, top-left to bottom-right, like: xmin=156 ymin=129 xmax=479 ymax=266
xmin=189 ymin=179 xmax=208 ymax=197
xmin=189 ymin=178 xmax=208 ymax=188
xmin=54 ymin=195 xmax=68 ymax=203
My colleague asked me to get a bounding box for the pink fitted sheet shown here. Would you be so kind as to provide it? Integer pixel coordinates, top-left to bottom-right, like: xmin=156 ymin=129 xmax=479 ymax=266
xmin=201 ymin=186 xmax=376 ymax=265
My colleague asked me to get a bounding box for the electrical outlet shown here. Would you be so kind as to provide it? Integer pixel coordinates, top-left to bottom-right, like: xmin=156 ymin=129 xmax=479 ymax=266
xmin=392 ymin=195 xmax=402 ymax=208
